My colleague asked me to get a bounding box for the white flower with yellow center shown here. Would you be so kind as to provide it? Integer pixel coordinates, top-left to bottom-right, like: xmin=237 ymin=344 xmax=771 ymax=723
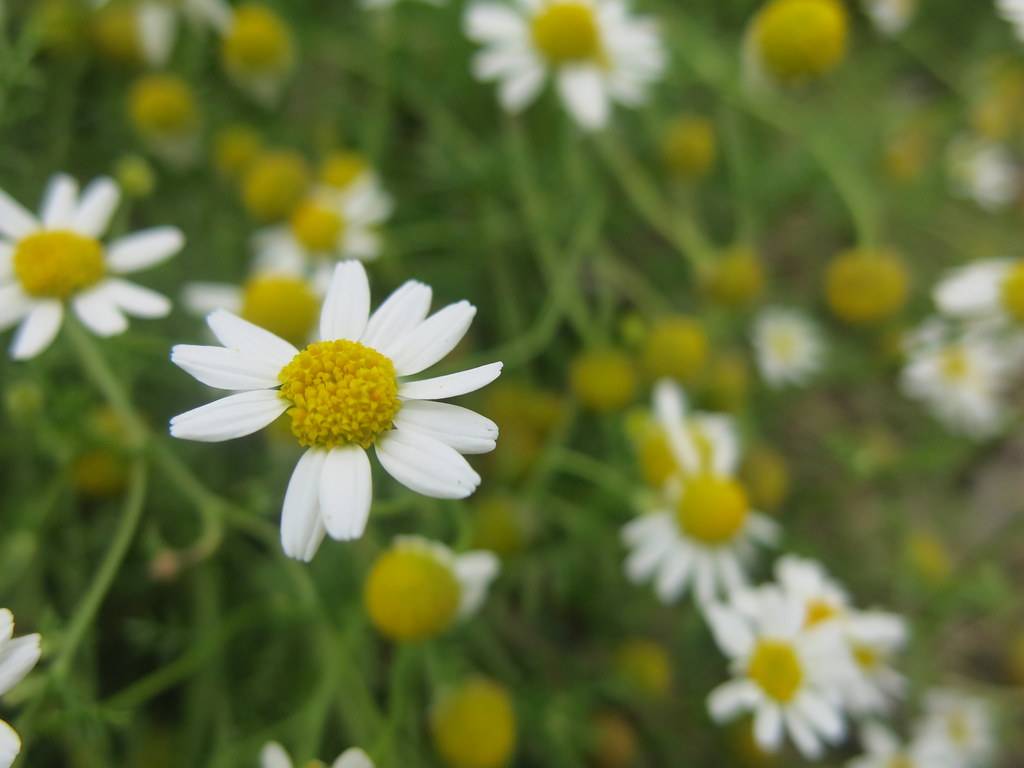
xmin=914 ymin=690 xmax=995 ymax=767
xmin=706 ymin=587 xmax=852 ymax=760
xmin=260 ymin=742 xmax=374 ymax=768
xmin=933 ymin=257 xmax=1024 ymax=327
xmin=862 ymin=0 xmax=916 ymax=36
xmin=848 ymin=723 xmax=949 ymax=768
xmin=0 ymin=174 xmax=183 ymax=360
xmin=752 ymin=307 xmax=825 ymax=388
xmin=947 ymin=135 xmax=1019 ymax=211
xmin=170 ymin=261 xmax=503 ymax=561
xmin=92 ymin=0 xmax=232 ymax=67
xmin=622 ymin=381 xmax=778 ymax=606
xmin=998 ymin=0 xmax=1024 ymax=43
xmin=220 ymin=3 xmax=295 ymax=105
xmin=900 ymin=320 xmax=1020 ymax=439
xmin=464 ymin=0 xmax=665 ymax=131
xmin=0 ymin=609 xmax=42 ymax=768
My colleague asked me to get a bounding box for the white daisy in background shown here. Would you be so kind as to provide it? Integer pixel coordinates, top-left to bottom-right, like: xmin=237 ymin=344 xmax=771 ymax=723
xmin=997 ymin=0 xmax=1024 ymax=43
xmin=0 ymin=174 xmax=184 ymax=360
xmin=170 ymin=261 xmax=503 ymax=561
xmin=933 ymin=257 xmax=1024 ymax=327
xmin=900 ymin=319 xmax=1022 ymax=439
xmin=946 ymin=135 xmax=1019 ymax=212
xmin=91 ymin=0 xmax=232 ymax=67
xmin=622 ymin=380 xmax=778 ymax=606
xmin=914 ymin=690 xmax=995 ymax=768
xmin=464 ymin=0 xmax=666 ymax=131
xmin=861 ymin=0 xmax=916 ymax=37
xmin=752 ymin=307 xmax=825 ymax=388
xmin=0 ymin=609 xmax=42 ymax=768
xmin=220 ymin=3 xmax=296 ymax=106
xmin=260 ymin=742 xmax=374 ymax=768
xmin=774 ymin=556 xmax=908 ymax=717
xmin=848 ymin=722 xmax=949 ymax=768
xmin=706 ymin=587 xmax=853 ymax=760
xmin=361 ymin=0 xmax=445 ymax=9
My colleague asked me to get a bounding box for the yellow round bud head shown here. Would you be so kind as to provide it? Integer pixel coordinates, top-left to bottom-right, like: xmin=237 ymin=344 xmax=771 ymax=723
xmin=637 ymin=425 xmax=676 ymax=489
xmin=364 ymin=543 xmax=460 ymax=641
xmin=740 ymin=446 xmax=789 ymax=513
xmin=999 ymin=261 xmax=1024 ymax=323
xmin=530 ymin=2 xmax=603 ymax=66
xmin=661 ymin=116 xmax=717 ymax=180
xmin=290 ymin=198 xmax=345 ymax=253
xmin=91 ymin=3 xmax=142 ymax=64
xmin=1008 ymin=633 xmax=1024 ymax=686
xmin=115 ymin=154 xmax=156 ymax=199
xmin=471 ymin=496 xmax=528 ymax=557
xmin=37 ymin=0 xmax=89 ymax=55
xmin=240 ymin=275 xmax=319 ymax=347
xmin=704 ymin=352 xmax=751 ymax=413
xmin=321 ymin=151 xmax=369 ymax=190
xmin=214 ymin=124 xmax=264 ymax=179
xmin=590 ymin=711 xmax=638 ymax=768
xmin=222 ymin=4 xmax=294 ymax=77
xmin=569 ymin=349 xmax=637 ymax=412
xmin=431 ymin=677 xmax=516 ymax=768
xmin=129 ymin=74 xmax=199 ymax=142
xmin=642 ymin=316 xmax=708 ymax=383
xmin=676 ymin=473 xmax=749 ymax=544
xmin=825 ymin=247 xmax=909 ymax=326
xmin=906 ymin=529 xmax=952 ymax=586
xmin=241 ymin=150 xmax=311 ymax=222
xmin=752 ymin=0 xmax=849 ymax=84
xmin=14 ymin=231 xmax=105 ymax=299
xmin=72 ymin=449 xmax=129 ymax=499
xmin=706 ymin=246 xmax=765 ymax=308
xmin=613 ymin=639 xmax=672 ymax=698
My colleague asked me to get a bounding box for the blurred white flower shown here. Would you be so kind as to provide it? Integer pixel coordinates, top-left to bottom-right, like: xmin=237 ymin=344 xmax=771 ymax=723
xmin=862 ymin=0 xmax=916 ymax=36
xmin=997 ymin=0 xmax=1024 ymax=42
xmin=0 ymin=174 xmax=183 ymax=360
xmin=171 ymin=261 xmax=503 ymax=561
xmin=464 ymin=0 xmax=665 ymax=130
xmin=914 ymin=690 xmax=995 ymax=768
xmin=622 ymin=381 xmax=778 ymax=606
xmin=947 ymin=136 xmax=1019 ymax=211
xmin=752 ymin=307 xmax=825 ymax=388
xmin=261 ymin=742 xmax=374 ymax=768
xmin=848 ymin=722 xmax=950 ymax=768
xmin=933 ymin=257 xmax=1024 ymax=327
xmin=0 ymin=609 xmax=42 ymax=768
xmin=92 ymin=0 xmax=232 ymax=67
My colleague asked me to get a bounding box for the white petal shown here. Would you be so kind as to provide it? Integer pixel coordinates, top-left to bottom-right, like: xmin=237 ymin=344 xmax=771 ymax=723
xmin=0 ymin=284 xmax=32 ymax=332
xmin=10 ymin=301 xmax=63 ymax=360
xmin=71 ymin=177 xmax=120 ymax=237
xmin=708 ymin=680 xmax=759 ymax=722
xmin=389 ymin=301 xmax=477 ymax=377
xmin=206 ymin=310 xmax=298 ymax=369
xmin=170 ymin=390 xmax=287 ymax=442
xmin=73 ymin=287 xmax=129 ymax=337
xmin=0 ymin=188 xmax=38 ymax=240
xmin=465 ymin=3 xmax=526 ymax=41
xmin=0 ymin=635 xmax=40 ymax=695
xmin=171 ymin=344 xmax=283 ymax=390
xmin=106 ymin=227 xmax=185 ymax=274
xmin=654 ymin=551 xmax=692 ymax=603
xmin=0 ymin=242 xmax=12 ymax=281
xmin=260 ymin=742 xmax=293 ymax=768
xmin=182 ymin=282 xmax=243 ymax=316
xmin=653 ymin=379 xmax=700 ymax=473
xmin=104 ymin=278 xmax=171 ymax=318
xmin=280 ymin=449 xmax=327 ymax=562
xmin=320 ymin=261 xmax=370 ymax=341
xmin=138 ymin=2 xmax=177 ymax=66
xmin=398 ymin=362 xmax=503 ymax=400
xmin=785 ymin=709 xmax=823 ymax=759
xmin=0 ymin=720 xmax=20 ymax=768
xmin=393 ymin=400 xmax=498 ymax=454
xmin=39 ymin=174 xmax=78 ymax=228
xmin=0 ymin=610 xmax=11 ymax=644
xmin=454 ymin=551 xmax=500 ymax=616
xmin=319 ymin=446 xmax=372 ymax=541
xmin=361 ymin=280 xmax=432 ymax=352
xmin=333 ymin=748 xmax=374 ymax=768
xmin=557 ymin=65 xmax=610 ymax=131
xmin=376 ymin=429 xmax=481 ymax=499
xmin=754 ymin=704 xmax=784 ymax=752
xmin=706 ymin=604 xmax=755 ymax=658
xmin=499 ymin=62 xmax=546 ymax=112
xmin=795 ymin=692 xmax=845 ymax=743
xmin=341 ymin=227 xmax=381 ymax=261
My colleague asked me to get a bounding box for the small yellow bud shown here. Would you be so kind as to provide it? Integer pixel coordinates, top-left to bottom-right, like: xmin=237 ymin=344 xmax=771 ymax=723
xmin=751 ymin=0 xmax=848 ymax=84
xmin=614 ymin=639 xmax=672 ymax=699
xmin=704 ymin=352 xmax=751 ymax=413
xmin=906 ymin=529 xmax=953 ymax=586
xmin=705 ymin=246 xmax=764 ymax=308
xmin=72 ymin=449 xmax=129 ymax=499
xmin=661 ymin=116 xmax=716 ymax=180
xmin=825 ymin=247 xmax=909 ymax=326
xmin=213 ymin=124 xmax=264 ymax=180
xmin=115 ymin=155 xmax=156 ymax=199
xmin=364 ymin=542 xmax=460 ymax=642
xmin=740 ymin=446 xmax=790 ymax=513
xmin=241 ymin=150 xmax=311 ymax=222
xmin=569 ymin=349 xmax=637 ymax=412
xmin=431 ymin=678 xmax=516 ymax=768
xmin=642 ymin=316 xmax=708 ymax=384
xmin=91 ymin=3 xmax=142 ymax=65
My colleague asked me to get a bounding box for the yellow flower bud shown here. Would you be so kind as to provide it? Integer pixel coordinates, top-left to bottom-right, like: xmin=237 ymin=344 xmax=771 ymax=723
xmin=751 ymin=0 xmax=849 ymax=85
xmin=642 ymin=316 xmax=708 ymax=384
xmin=661 ymin=116 xmax=716 ymax=180
xmin=570 ymin=349 xmax=637 ymax=412
xmin=431 ymin=678 xmax=516 ymax=768
xmin=825 ymin=247 xmax=909 ymax=326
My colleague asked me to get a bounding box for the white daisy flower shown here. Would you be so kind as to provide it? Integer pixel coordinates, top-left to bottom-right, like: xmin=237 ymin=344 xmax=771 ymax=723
xmin=261 ymin=742 xmax=374 ymax=768
xmin=862 ymin=0 xmax=916 ymax=37
xmin=170 ymin=261 xmax=503 ymax=561
xmin=622 ymin=381 xmax=778 ymax=606
xmin=361 ymin=0 xmax=445 ymax=9
xmin=0 ymin=609 xmax=42 ymax=768
xmin=0 ymin=174 xmax=183 ymax=360
xmin=848 ymin=722 xmax=950 ymax=768
xmin=220 ymin=3 xmax=295 ymax=106
xmin=914 ymin=690 xmax=995 ymax=768
xmin=92 ymin=0 xmax=232 ymax=67
xmin=933 ymin=257 xmax=1024 ymax=327
xmin=900 ymin=320 xmax=1021 ymax=439
xmin=464 ymin=0 xmax=666 ymax=131
xmin=947 ymin=136 xmax=1019 ymax=211
xmin=752 ymin=307 xmax=825 ymax=388
xmin=997 ymin=0 xmax=1024 ymax=43
xmin=706 ymin=587 xmax=853 ymax=760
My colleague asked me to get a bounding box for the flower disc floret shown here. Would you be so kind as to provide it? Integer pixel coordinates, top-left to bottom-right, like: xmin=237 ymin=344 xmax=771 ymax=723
xmin=531 ymin=2 xmax=603 ymax=65
xmin=14 ymin=230 xmax=105 ymax=299
xmin=747 ymin=640 xmax=803 ymax=702
xmin=278 ymin=339 xmax=401 ymax=449
xmin=675 ymin=473 xmax=749 ymax=544
xmin=364 ymin=546 xmax=460 ymax=641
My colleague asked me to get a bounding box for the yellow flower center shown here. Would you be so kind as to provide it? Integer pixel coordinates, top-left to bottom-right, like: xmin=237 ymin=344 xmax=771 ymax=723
xmin=364 ymin=546 xmax=460 ymax=641
xmin=240 ymin=275 xmax=319 ymax=347
xmin=886 ymin=756 xmax=914 ymax=768
xmin=14 ymin=230 xmax=105 ymax=299
xmin=638 ymin=428 xmax=676 ymax=489
xmin=805 ymin=599 xmax=840 ymax=627
xmin=753 ymin=0 xmax=849 ymax=84
xmin=1000 ymin=261 xmax=1024 ymax=322
xmin=213 ymin=124 xmax=263 ymax=179
xmin=939 ymin=346 xmax=971 ymax=383
xmin=853 ymin=643 xmax=880 ymax=671
xmin=569 ymin=349 xmax=637 ymax=412
xmin=675 ymin=473 xmax=749 ymax=545
xmin=129 ymin=74 xmax=198 ymax=138
xmin=431 ymin=678 xmax=517 ymax=768
xmin=706 ymin=246 xmax=764 ymax=308
xmin=90 ymin=5 xmax=141 ymax=64
xmin=321 ymin=151 xmax=369 ymax=190
xmin=642 ymin=316 xmax=708 ymax=383
xmin=948 ymin=713 xmax=970 ymax=745
xmin=747 ymin=640 xmax=803 ymax=703
xmin=825 ymin=248 xmax=909 ymax=326
xmin=290 ymin=199 xmax=345 ymax=252
xmin=241 ymin=150 xmax=310 ymax=222
xmin=278 ymin=340 xmax=401 ymax=449
xmin=531 ymin=2 xmax=602 ymax=65
xmin=222 ymin=4 xmax=293 ymax=74
xmin=661 ymin=116 xmax=717 ymax=180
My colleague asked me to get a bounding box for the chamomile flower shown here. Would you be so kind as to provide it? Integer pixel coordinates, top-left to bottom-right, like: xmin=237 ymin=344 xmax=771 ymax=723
xmin=464 ymin=0 xmax=666 ymax=131
xmin=825 ymin=248 xmax=910 ymax=327
xmin=933 ymin=257 xmax=1024 ymax=326
xmin=0 ymin=609 xmax=42 ymax=768
xmin=706 ymin=587 xmax=852 ymax=760
xmin=170 ymin=261 xmax=503 ymax=561
xmin=623 ymin=381 xmax=778 ymax=606
xmin=848 ymin=723 xmax=947 ymax=768
xmin=92 ymin=0 xmax=231 ymax=67
xmin=260 ymin=742 xmax=374 ymax=768
xmin=364 ymin=536 xmax=499 ymax=641
xmin=128 ymin=73 xmax=201 ymax=167
xmin=0 ymin=174 xmax=183 ymax=360
xmin=431 ymin=677 xmax=517 ymax=768
xmin=752 ymin=307 xmax=825 ymax=388
xmin=220 ymin=3 xmax=295 ymax=105
xmin=744 ymin=0 xmax=849 ymax=89
xmin=947 ymin=135 xmax=1019 ymax=211
xmin=900 ymin=320 xmax=1020 ymax=438
xmin=862 ymin=0 xmax=916 ymax=37
xmin=998 ymin=0 xmax=1024 ymax=43
xmin=642 ymin=315 xmax=708 ymax=384
xmin=914 ymin=690 xmax=995 ymax=768
xmin=241 ymin=149 xmax=312 ymax=223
